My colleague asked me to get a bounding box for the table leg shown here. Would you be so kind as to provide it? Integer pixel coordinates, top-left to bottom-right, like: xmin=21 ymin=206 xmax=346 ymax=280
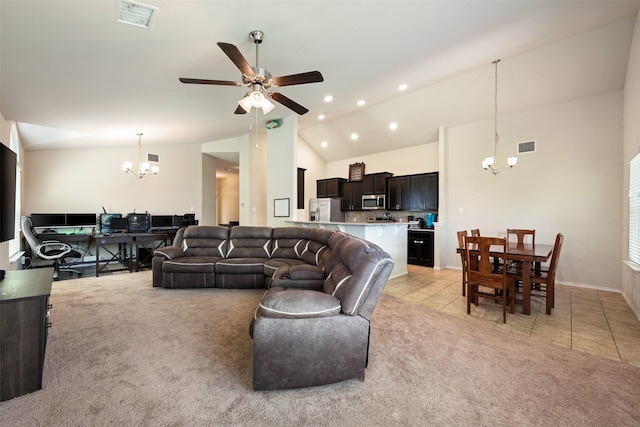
xmin=95 ymin=242 xmax=100 ymax=277
xmin=521 ymin=261 xmax=532 ymax=315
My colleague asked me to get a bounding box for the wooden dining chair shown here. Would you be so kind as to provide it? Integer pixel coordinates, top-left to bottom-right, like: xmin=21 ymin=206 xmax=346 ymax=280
xmin=529 ymin=233 xmax=564 ymax=315
xmin=457 ymin=230 xmax=468 ymax=296
xmin=507 ymin=228 xmax=535 ymax=247
xmin=464 ymin=235 xmax=515 ymax=323
xmin=470 ymin=229 xmax=480 ymax=237
xmin=506 ymin=228 xmax=536 ymax=276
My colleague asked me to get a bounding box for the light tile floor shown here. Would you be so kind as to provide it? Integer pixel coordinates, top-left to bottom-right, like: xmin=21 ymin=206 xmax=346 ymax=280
xmin=384 ymin=265 xmax=640 ymax=367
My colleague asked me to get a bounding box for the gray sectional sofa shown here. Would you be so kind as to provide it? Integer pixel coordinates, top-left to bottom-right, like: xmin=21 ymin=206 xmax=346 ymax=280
xmin=152 ymin=225 xmax=395 ymax=390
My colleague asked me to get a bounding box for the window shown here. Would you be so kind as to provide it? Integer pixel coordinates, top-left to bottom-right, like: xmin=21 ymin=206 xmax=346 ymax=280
xmin=9 ymin=125 xmax=21 ymax=258
xmin=629 ymin=153 xmax=640 ymax=264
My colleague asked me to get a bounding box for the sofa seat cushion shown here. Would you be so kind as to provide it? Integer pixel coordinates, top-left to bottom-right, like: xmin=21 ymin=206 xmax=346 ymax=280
xmin=257 ymin=288 xmax=341 ymax=319
xmin=263 ymin=258 xmax=308 ymax=277
xmin=162 ymin=257 xmax=219 ymax=273
xmin=215 ymin=258 xmax=268 ymax=274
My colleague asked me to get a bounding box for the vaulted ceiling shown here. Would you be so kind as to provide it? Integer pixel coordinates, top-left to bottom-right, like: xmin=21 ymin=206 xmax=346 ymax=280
xmin=2 ymin=1 xmax=639 ymax=167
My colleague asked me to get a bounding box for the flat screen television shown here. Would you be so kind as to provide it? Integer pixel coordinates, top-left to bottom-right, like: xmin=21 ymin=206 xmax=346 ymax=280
xmin=0 ymin=144 xmax=17 ymax=242
xmin=66 ymin=213 xmax=97 ymax=227
xmin=30 ymin=213 xmax=67 ymax=228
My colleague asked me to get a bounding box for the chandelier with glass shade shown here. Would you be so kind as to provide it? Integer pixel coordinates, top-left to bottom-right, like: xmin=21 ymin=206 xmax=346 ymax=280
xmin=122 ymin=133 xmax=159 ymax=179
xmin=482 ymin=59 xmax=517 ymax=175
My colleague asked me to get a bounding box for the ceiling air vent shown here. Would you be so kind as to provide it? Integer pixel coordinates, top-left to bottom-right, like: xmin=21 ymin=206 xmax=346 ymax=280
xmin=114 ymin=0 xmax=158 ymax=29
xmin=517 ymin=140 xmax=536 ymax=154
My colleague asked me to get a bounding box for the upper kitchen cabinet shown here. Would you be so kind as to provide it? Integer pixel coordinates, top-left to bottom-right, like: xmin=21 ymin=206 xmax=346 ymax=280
xmin=317 ymin=178 xmax=347 ymax=198
xmin=341 ymin=181 xmax=364 ymax=211
xmin=410 ymin=173 xmax=439 ymax=211
xmin=387 ymin=176 xmax=411 ymax=210
xmin=362 ymin=172 xmax=392 ymax=195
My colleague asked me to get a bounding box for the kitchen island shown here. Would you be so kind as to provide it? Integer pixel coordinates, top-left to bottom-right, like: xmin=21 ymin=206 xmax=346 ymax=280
xmin=287 ymin=220 xmax=408 ymax=279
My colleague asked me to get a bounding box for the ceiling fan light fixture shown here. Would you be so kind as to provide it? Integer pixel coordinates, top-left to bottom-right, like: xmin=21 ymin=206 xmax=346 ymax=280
xmin=249 ymin=90 xmax=265 ymax=107
xmin=238 ymin=95 xmax=252 ymax=113
xmin=261 ymin=98 xmax=276 ymax=114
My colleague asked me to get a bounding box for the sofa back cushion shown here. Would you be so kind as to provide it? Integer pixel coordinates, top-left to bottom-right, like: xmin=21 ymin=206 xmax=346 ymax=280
xmin=182 ymin=226 xmax=228 ymax=257
xmin=271 ymin=227 xmax=311 ymax=259
xmin=318 ymin=232 xmax=349 ymax=272
xmin=227 ymin=226 xmax=273 ymax=259
xmin=323 ymin=238 xmax=392 ymax=316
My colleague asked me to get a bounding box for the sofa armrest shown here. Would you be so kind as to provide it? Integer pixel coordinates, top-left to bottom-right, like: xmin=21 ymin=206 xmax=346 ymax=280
xmin=252 ymin=314 xmax=370 ymax=390
xmin=153 ymin=246 xmax=184 ymax=260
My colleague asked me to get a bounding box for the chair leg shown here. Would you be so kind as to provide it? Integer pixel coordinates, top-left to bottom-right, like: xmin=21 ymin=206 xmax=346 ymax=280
xmin=546 ymin=281 xmax=554 ymax=315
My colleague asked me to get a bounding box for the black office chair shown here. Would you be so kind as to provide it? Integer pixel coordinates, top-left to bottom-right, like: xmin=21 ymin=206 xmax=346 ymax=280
xmin=21 ymin=216 xmax=82 ymax=280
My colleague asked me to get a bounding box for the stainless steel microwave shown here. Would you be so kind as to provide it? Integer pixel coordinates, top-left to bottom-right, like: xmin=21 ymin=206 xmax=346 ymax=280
xmin=362 ymin=194 xmax=386 ymax=210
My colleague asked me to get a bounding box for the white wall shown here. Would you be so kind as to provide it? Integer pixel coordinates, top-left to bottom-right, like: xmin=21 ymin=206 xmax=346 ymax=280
xmin=297 ymin=136 xmax=326 ymax=220
xmin=24 ymin=143 xmax=203 ymax=219
xmin=325 ymin=143 xmax=439 ymax=179
xmin=216 ymin=175 xmax=239 ymax=225
xmin=446 ymin=91 xmax=623 ymax=290
xmin=623 ymin=12 xmax=640 ymax=316
xmin=0 ymin=112 xmax=12 ymax=270
xmin=266 ymin=115 xmax=296 ymax=227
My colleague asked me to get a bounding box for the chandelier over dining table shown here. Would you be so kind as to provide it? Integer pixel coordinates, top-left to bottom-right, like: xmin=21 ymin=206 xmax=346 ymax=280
xmin=122 ymin=133 xmax=159 ymax=179
xmin=482 ymin=59 xmax=517 ymax=175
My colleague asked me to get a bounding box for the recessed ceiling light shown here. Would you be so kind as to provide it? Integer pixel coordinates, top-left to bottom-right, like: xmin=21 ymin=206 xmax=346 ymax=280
xmin=323 ymin=95 xmax=334 ymax=103
xmin=351 ymin=133 xmax=358 ymax=141
xmin=398 ymin=83 xmax=408 ymax=91
xmin=321 ymin=141 xmax=328 ymax=148
xmin=317 ymin=114 xmax=325 ymax=120
xmin=114 ymin=0 xmax=158 ymax=29
xmin=357 ymin=100 xmax=366 ymax=107
xmin=389 ymin=122 xmax=398 ymax=130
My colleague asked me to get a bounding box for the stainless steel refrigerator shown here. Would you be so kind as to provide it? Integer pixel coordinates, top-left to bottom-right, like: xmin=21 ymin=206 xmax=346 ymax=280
xmin=309 ymin=198 xmax=344 ymax=222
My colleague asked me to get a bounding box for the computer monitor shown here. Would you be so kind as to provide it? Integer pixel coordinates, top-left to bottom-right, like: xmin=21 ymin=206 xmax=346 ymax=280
xmin=100 ymin=213 xmax=122 ymax=233
xmin=31 ymin=213 xmax=67 ymax=228
xmin=66 ymin=213 xmax=97 ymax=227
xmin=150 ymin=215 xmax=174 ymax=230
xmin=110 ymin=217 xmax=129 ymax=233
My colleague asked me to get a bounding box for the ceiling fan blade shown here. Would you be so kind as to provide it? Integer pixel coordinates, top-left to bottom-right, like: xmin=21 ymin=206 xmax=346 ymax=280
xmin=269 ymin=92 xmax=309 ymax=115
xmin=179 ymin=77 xmax=242 ymax=86
xmin=217 ymin=42 xmax=254 ymax=76
xmin=234 ymin=105 xmax=248 ymax=115
xmin=271 ymin=71 xmax=324 ymax=87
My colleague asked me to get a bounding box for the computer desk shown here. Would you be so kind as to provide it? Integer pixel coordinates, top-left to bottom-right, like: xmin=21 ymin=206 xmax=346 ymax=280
xmin=94 ymin=231 xmax=174 ymax=276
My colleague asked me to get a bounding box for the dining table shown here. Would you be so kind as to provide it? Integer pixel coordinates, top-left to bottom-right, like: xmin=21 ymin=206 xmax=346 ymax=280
xmin=457 ymin=241 xmax=554 ymax=315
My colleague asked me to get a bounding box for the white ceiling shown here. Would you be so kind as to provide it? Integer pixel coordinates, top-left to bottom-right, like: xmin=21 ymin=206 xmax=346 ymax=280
xmin=1 ymin=0 xmax=639 ymax=170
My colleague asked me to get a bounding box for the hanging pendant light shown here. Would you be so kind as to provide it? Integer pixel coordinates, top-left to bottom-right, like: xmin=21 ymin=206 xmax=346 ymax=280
xmin=482 ymin=59 xmax=517 ymax=175
xmin=122 ymin=133 xmax=159 ymax=178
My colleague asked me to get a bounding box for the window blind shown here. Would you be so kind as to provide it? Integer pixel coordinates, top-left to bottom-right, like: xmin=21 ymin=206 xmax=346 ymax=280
xmin=629 ymin=153 xmax=640 ymax=264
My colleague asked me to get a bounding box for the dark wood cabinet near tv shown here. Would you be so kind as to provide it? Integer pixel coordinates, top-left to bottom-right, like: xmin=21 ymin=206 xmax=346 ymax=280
xmin=0 ymin=268 xmax=53 ymax=401
xmin=410 ymin=173 xmax=439 ymax=211
xmin=362 ymin=172 xmax=392 ymax=194
xmin=317 ymin=178 xmax=346 ymax=198
xmin=408 ymin=230 xmax=434 ymax=267
xmin=341 ymin=181 xmax=364 ymax=211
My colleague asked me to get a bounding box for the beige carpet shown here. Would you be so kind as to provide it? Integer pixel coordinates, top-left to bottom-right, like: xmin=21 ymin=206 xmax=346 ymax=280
xmin=2 ymin=271 xmax=639 ymax=426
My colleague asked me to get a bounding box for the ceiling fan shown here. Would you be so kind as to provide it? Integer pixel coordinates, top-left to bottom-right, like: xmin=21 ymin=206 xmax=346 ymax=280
xmin=179 ymin=30 xmax=324 ymax=115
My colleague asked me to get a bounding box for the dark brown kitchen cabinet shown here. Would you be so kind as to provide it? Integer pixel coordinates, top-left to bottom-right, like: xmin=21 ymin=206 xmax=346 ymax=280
xmin=387 ymin=176 xmax=411 ymax=210
xmin=408 ymin=230 xmax=434 ymax=267
xmin=317 ymin=178 xmax=346 ymax=198
xmin=410 ymin=173 xmax=439 ymax=211
xmin=341 ymin=181 xmax=363 ymax=211
xmin=0 ymin=268 xmax=53 ymax=402
xmin=362 ymin=172 xmax=392 ymax=195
